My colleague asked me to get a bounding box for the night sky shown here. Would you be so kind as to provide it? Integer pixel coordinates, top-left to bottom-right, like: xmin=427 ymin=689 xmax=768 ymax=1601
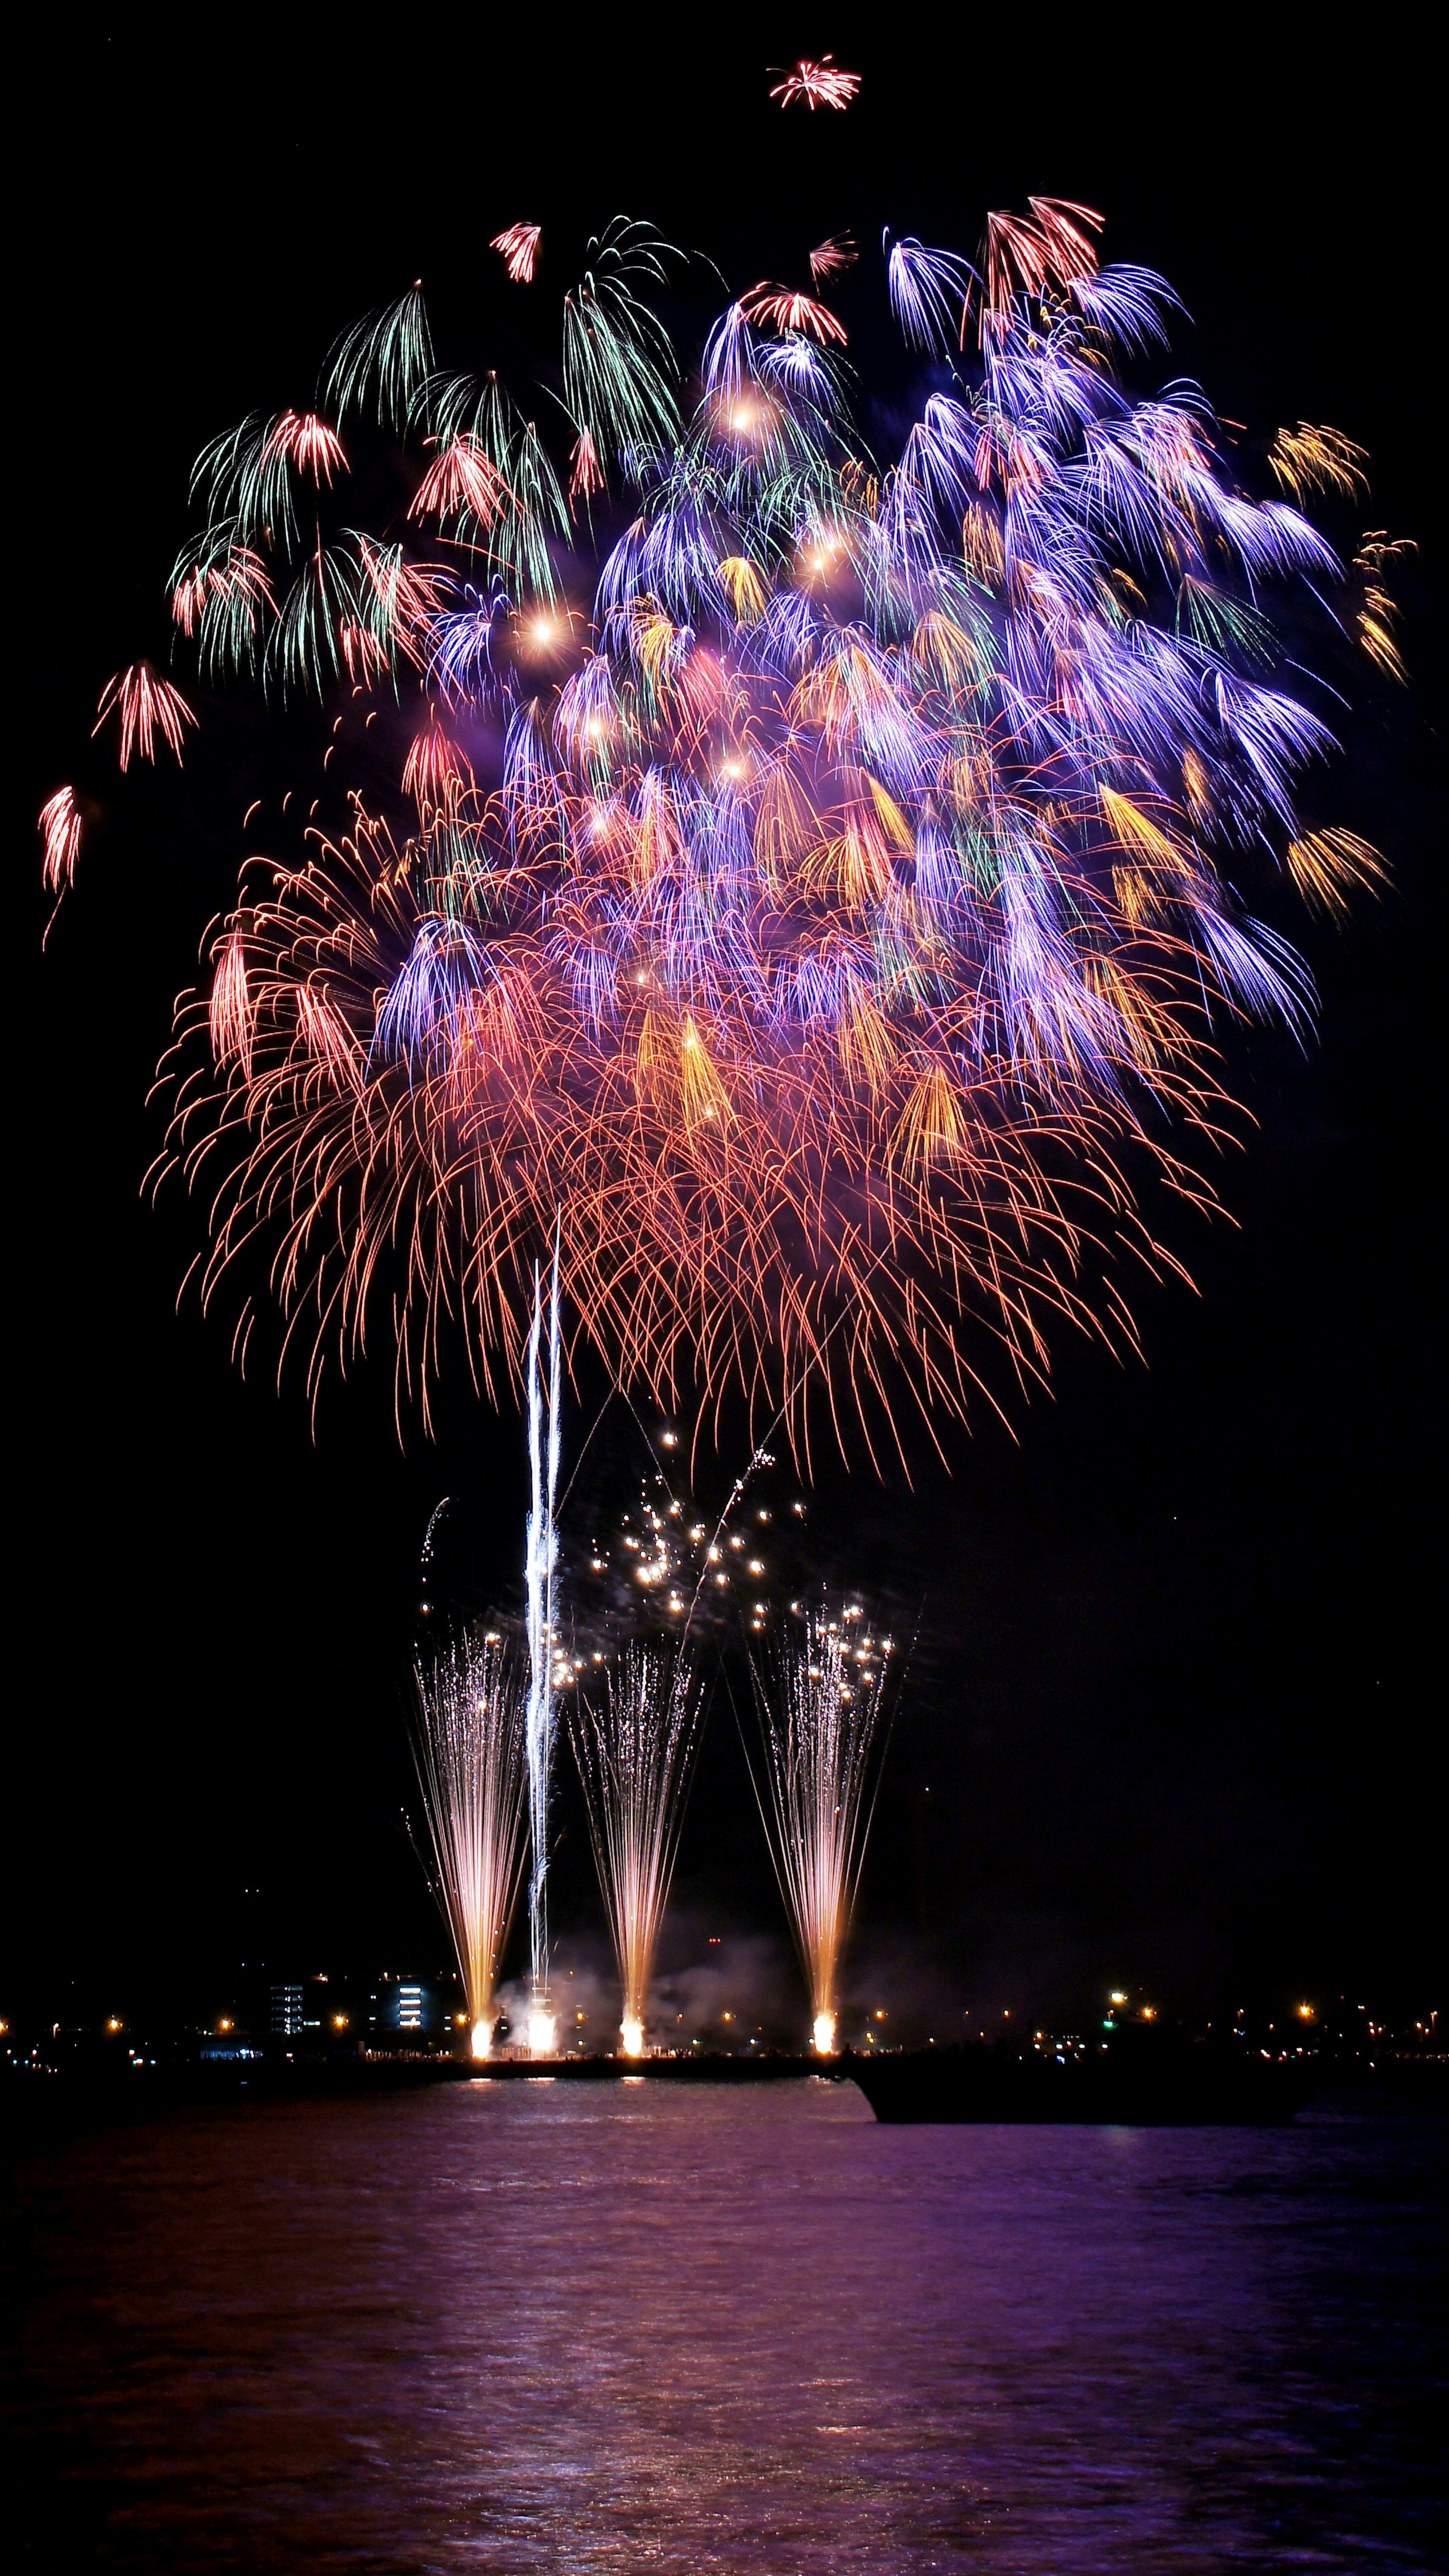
xmin=13 ymin=25 xmax=1440 ymax=2036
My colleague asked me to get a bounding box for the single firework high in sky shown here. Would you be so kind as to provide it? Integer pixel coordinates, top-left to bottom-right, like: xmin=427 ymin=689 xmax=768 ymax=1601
xmin=413 ymin=1629 xmax=528 ymax=2058
xmin=47 ymin=199 xmax=1403 ymax=1459
xmin=750 ymin=1605 xmax=893 ymax=2053
xmin=570 ymin=1646 xmax=704 ymax=2054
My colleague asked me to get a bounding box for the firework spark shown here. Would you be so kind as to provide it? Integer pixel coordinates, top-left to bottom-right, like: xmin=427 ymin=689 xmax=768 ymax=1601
xmin=751 ymin=1605 xmax=891 ymax=2053
xmin=93 ymin=663 xmax=195 ymax=771
xmin=1353 ymin=532 xmax=1415 ymax=683
xmin=46 ymin=199 xmax=1393 ymax=1460
xmin=809 ymin=234 xmax=857 ymax=287
xmin=571 ymin=1646 xmax=703 ymax=2053
xmin=1269 ymin=422 xmax=1369 ymax=506
xmin=492 ymin=223 xmax=542 ymax=284
xmin=525 ymin=1241 xmax=562 ymax=2050
xmin=39 ymin=788 xmax=82 ymax=895
xmin=740 ymin=283 xmax=848 ymax=344
xmin=413 ymin=1630 xmax=528 ymax=2056
xmin=769 ymin=57 xmax=861 ymax=111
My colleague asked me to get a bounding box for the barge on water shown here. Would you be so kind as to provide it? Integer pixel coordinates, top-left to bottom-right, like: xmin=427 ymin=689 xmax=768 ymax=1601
xmin=846 ymin=2042 xmax=1316 ymax=2125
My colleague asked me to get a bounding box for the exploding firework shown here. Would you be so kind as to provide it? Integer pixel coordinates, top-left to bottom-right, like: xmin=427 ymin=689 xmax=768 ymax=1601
xmin=46 ymin=197 xmax=1399 ymax=1458
xmin=769 ymin=57 xmax=861 ymax=111
xmin=571 ymin=1645 xmax=703 ymax=2053
xmin=751 ymin=1605 xmax=892 ymax=2053
xmin=413 ymin=1629 xmax=528 ymax=2056
xmin=491 ymin=223 xmax=542 ymax=285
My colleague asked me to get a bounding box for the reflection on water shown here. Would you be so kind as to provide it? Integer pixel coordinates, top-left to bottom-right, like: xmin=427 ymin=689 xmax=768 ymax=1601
xmin=4 ymin=2080 xmax=1443 ymax=2570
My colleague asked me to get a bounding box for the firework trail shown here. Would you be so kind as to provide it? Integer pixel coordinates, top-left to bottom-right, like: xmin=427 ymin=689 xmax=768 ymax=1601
xmin=571 ymin=1646 xmax=703 ymax=2053
xmin=92 ymin=662 xmax=195 ymax=771
xmin=751 ymin=1605 xmax=892 ymax=2053
xmin=491 ymin=223 xmax=542 ymax=284
xmin=45 ymin=197 xmax=1401 ymax=1457
xmin=524 ymin=1238 xmax=562 ymax=2051
xmin=413 ymin=1629 xmax=528 ymax=2057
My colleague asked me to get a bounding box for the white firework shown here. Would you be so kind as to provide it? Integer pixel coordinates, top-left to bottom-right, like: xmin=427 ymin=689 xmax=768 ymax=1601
xmin=752 ymin=1606 xmax=892 ymax=2053
xmin=414 ymin=1630 xmax=528 ymax=2057
xmin=572 ymin=1647 xmax=703 ymax=2054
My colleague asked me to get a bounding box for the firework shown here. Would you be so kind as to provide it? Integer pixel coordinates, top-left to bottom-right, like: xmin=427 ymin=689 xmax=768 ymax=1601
xmin=524 ymin=1243 xmax=562 ymax=2052
xmin=571 ymin=1646 xmax=703 ymax=2053
xmin=39 ymin=787 xmax=82 ymax=894
xmin=491 ymin=223 xmax=542 ymax=284
xmin=809 ymin=234 xmax=857 ymax=288
xmin=1268 ymin=423 xmax=1369 ymax=506
xmin=1353 ymin=533 xmax=1415 ymax=683
xmin=45 ymin=199 xmax=1396 ymax=1457
xmin=92 ymin=663 xmax=195 ymax=771
xmin=413 ymin=1629 xmax=528 ymax=2057
xmin=769 ymin=57 xmax=860 ymax=110
xmin=751 ymin=1605 xmax=891 ymax=2053
xmin=739 ymin=283 xmax=848 ymax=344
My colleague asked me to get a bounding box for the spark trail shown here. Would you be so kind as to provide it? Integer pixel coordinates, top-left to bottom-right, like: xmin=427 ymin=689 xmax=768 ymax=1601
xmin=571 ymin=1646 xmax=703 ymax=2053
xmin=751 ymin=1605 xmax=892 ymax=2053
xmin=413 ymin=1630 xmax=528 ymax=2057
xmin=524 ymin=1239 xmax=562 ymax=2052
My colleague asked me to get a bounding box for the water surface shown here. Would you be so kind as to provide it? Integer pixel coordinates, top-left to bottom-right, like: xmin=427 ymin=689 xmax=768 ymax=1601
xmin=4 ymin=2079 xmax=1443 ymax=2569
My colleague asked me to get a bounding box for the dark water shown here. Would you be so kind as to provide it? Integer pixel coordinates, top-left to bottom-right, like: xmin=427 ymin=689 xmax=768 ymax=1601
xmin=3 ymin=2080 xmax=1444 ymax=2571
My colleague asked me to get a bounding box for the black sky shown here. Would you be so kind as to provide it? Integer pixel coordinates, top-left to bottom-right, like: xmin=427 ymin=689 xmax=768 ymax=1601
xmin=12 ymin=22 xmax=1441 ymax=2032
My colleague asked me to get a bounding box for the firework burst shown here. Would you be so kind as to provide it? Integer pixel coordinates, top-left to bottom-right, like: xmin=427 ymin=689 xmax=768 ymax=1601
xmin=41 ymin=195 xmax=1400 ymax=1460
xmin=769 ymin=57 xmax=861 ymax=111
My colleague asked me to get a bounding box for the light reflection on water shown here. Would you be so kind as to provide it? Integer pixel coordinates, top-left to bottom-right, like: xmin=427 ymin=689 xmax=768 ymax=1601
xmin=5 ymin=2080 xmax=1443 ymax=2570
